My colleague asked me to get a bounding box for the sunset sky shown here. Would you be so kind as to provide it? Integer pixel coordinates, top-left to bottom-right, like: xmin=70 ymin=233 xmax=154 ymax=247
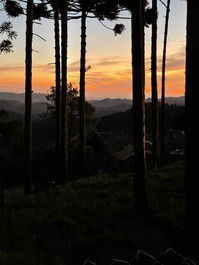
xmin=0 ymin=0 xmax=186 ymax=99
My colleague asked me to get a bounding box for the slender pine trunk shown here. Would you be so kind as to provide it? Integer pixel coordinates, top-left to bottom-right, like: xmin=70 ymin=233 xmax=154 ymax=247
xmin=54 ymin=6 xmax=61 ymax=181
xmin=68 ymin=106 xmax=73 ymax=178
xmin=151 ymin=0 xmax=158 ymax=168
xmin=24 ymin=0 xmax=33 ymax=195
xmin=160 ymin=0 xmax=171 ymax=164
xmin=131 ymin=0 xmax=148 ymax=212
xmin=79 ymin=9 xmax=87 ymax=176
xmin=185 ymin=0 xmax=199 ymax=249
xmin=60 ymin=0 xmax=68 ymax=183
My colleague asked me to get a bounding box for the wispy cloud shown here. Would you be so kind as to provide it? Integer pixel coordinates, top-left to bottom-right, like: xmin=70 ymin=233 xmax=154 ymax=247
xmin=0 ymin=65 xmax=24 ymax=72
xmin=0 ymin=48 xmax=185 ymax=97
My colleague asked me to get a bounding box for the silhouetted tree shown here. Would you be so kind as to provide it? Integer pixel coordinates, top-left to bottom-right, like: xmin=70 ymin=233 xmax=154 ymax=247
xmin=0 ymin=0 xmax=33 ymax=193
xmin=48 ymin=0 xmax=62 ymax=182
xmin=79 ymin=2 xmax=87 ymax=176
xmin=24 ymin=0 xmax=51 ymax=194
xmin=24 ymin=0 xmax=34 ymax=195
xmin=160 ymin=0 xmax=171 ymax=164
xmin=4 ymin=0 xmax=51 ymax=194
xmin=185 ymin=0 xmax=199 ymax=250
xmin=151 ymin=0 xmax=158 ymax=167
xmin=43 ymin=84 xmax=95 ymax=135
xmin=77 ymin=0 xmax=123 ymax=176
xmin=0 ymin=0 xmax=23 ymax=53
xmin=60 ymin=0 xmax=69 ymax=183
xmin=117 ymin=0 xmax=148 ymax=211
xmin=0 ymin=21 xmax=17 ymax=53
xmin=131 ymin=0 xmax=148 ymax=211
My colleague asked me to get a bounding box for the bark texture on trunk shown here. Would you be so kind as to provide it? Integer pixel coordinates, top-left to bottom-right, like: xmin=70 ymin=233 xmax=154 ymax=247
xmin=151 ymin=0 xmax=158 ymax=168
xmin=79 ymin=9 xmax=87 ymax=176
xmin=185 ymin=0 xmax=199 ymax=248
xmin=160 ymin=0 xmax=171 ymax=164
xmin=60 ymin=0 xmax=68 ymax=183
xmin=131 ymin=0 xmax=148 ymax=212
xmin=24 ymin=0 xmax=33 ymax=195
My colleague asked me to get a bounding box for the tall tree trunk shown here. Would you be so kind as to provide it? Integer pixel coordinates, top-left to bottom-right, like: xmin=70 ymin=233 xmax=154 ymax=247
xmin=160 ymin=0 xmax=171 ymax=164
xmin=54 ymin=5 xmax=61 ymax=181
xmin=151 ymin=0 xmax=158 ymax=168
xmin=79 ymin=9 xmax=87 ymax=176
xmin=60 ymin=0 xmax=68 ymax=183
xmin=68 ymin=106 xmax=73 ymax=178
xmin=131 ymin=0 xmax=148 ymax=212
xmin=24 ymin=0 xmax=33 ymax=195
xmin=185 ymin=0 xmax=199 ymax=250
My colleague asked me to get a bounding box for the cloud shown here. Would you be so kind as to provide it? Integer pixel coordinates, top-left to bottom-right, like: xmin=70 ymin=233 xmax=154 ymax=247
xmin=159 ymin=49 xmax=185 ymax=69
xmin=0 ymin=65 xmax=24 ymax=72
xmin=145 ymin=48 xmax=185 ymax=71
xmin=0 ymin=48 xmax=185 ymax=97
xmin=93 ymin=56 xmax=129 ymax=67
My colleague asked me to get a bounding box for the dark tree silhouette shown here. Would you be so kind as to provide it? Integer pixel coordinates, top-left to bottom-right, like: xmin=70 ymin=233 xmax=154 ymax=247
xmin=0 ymin=0 xmax=33 ymax=194
xmin=60 ymin=0 xmax=69 ymax=183
xmin=3 ymin=0 xmax=51 ymax=194
xmin=54 ymin=2 xmax=61 ymax=180
xmin=160 ymin=0 xmax=171 ymax=164
xmin=0 ymin=0 xmax=23 ymax=53
xmin=0 ymin=21 xmax=17 ymax=54
xmin=79 ymin=6 xmax=87 ymax=176
xmin=24 ymin=0 xmax=51 ymax=194
xmin=117 ymin=0 xmax=148 ymax=211
xmin=151 ymin=0 xmax=158 ymax=167
xmin=24 ymin=0 xmax=34 ymax=195
xmin=79 ymin=0 xmax=124 ymax=175
xmin=185 ymin=0 xmax=199 ymax=249
xmin=48 ymin=0 xmax=62 ymax=182
xmin=131 ymin=0 xmax=148 ymax=211
xmin=79 ymin=0 xmax=87 ymax=175
xmin=72 ymin=0 xmax=123 ymax=177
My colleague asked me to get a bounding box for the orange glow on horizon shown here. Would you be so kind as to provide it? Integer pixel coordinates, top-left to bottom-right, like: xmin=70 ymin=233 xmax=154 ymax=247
xmin=0 ymin=56 xmax=185 ymax=98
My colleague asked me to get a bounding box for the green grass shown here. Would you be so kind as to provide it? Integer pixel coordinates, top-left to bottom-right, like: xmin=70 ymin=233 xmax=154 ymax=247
xmin=0 ymin=161 xmax=184 ymax=265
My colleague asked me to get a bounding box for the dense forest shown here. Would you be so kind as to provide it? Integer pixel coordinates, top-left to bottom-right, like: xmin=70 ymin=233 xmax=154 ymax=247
xmin=0 ymin=0 xmax=198 ymax=264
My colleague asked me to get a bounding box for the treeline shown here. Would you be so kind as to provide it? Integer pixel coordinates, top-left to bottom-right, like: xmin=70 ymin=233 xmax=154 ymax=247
xmin=97 ymin=103 xmax=185 ymax=133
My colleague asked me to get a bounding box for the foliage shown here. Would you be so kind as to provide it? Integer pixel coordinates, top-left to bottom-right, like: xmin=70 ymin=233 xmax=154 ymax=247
xmin=113 ymin=24 xmax=125 ymax=35
xmin=4 ymin=0 xmax=24 ymax=17
xmin=97 ymin=103 xmax=185 ymax=134
xmin=0 ymin=39 xmax=13 ymax=53
xmin=0 ymin=21 xmax=17 ymax=39
xmin=145 ymin=7 xmax=157 ymax=26
xmin=118 ymin=0 xmax=149 ymax=12
xmin=33 ymin=3 xmax=52 ymax=20
xmin=42 ymin=84 xmax=95 ymax=125
xmin=93 ymin=0 xmax=120 ymax=20
xmin=0 ymin=21 xmax=17 ymax=54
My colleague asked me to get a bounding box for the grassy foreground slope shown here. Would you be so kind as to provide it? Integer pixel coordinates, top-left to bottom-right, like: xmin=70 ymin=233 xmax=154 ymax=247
xmin=0 ymin=162 xmax=184 ymax=265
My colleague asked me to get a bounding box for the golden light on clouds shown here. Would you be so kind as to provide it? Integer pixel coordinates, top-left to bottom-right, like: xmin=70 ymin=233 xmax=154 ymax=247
xmin=0 ymin=49 xmax=185 ymax=98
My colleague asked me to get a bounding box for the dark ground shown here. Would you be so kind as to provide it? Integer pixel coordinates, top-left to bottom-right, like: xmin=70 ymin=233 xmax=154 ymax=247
xmin=0 ymin=161 xmax=188 ymax=265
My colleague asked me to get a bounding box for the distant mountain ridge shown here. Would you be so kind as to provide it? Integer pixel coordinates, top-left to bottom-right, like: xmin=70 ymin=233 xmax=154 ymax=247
xmin=90 ymin=98 xmax=132 ymax=108
xmin=0 ymin=92 xmax=185 ymax=105
xmin=0 ymin=92 xmax=185 ymax=119
xmin=91 ymin=96 xmax=184 ymax=106
xmin=0 ymin=99 xmax=47 ymax=120
xmin=91 ymin=96 xmax=185 ymax=117
xmin=0 ymin=92 xmax=47 ymax=103
xmin=146 ymin=96 xmax=185 ymax=105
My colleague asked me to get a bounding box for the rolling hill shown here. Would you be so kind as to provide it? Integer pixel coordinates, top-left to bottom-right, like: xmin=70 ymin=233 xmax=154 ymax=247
xmin=0 ymin=92 xmax=185 ymax=119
